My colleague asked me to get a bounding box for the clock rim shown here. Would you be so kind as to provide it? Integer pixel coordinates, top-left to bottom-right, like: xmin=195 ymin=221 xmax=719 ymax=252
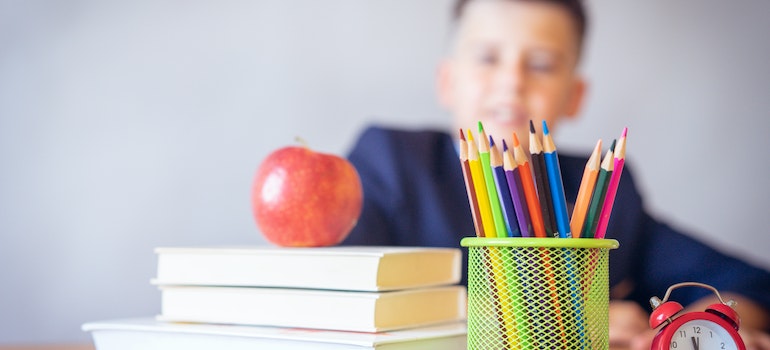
xmin=652 ymin=311 xmax=746 ymax=350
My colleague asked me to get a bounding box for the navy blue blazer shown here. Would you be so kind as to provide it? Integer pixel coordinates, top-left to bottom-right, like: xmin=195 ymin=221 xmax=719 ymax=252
xmin=343 ymin=126 xmax=770 ymax=313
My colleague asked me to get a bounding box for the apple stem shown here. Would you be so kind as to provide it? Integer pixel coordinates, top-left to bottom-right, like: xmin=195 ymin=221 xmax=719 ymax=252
xmin=295 ymin=136 xmax=309 ymax=149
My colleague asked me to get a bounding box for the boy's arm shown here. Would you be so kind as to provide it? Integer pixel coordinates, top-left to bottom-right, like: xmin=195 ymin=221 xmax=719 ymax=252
xmin=627 ymin=215 xmax=770 ymax=322
xmin=341 ymin=127 xmax=400 ymax=246
xmin=605 ymin=163 xmax=770 ymax=347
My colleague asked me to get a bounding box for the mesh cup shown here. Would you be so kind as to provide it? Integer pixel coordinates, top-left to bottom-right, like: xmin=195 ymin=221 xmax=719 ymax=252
xmin=461 ymin=237 xmax=619 ymax=350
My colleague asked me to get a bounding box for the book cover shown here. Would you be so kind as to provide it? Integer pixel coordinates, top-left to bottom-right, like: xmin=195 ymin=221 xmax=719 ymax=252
xmin=83 ymin=318 xmax=467 ymax=350
xmin=157 ymin=285 xmax=467 ymax=332
xmin=153 ymin=245 xmax=461 ymax=292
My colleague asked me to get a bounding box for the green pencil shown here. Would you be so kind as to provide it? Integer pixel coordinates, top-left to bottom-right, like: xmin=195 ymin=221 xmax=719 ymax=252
xmin=582 ymin=140 xmax=616 ymax=238
xmin=477 ymin=122 xmax=507 ymax=238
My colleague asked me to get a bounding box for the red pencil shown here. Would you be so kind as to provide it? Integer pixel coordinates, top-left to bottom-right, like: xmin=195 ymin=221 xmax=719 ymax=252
xmin=512 ymin=132 xmax=547 ymax=238
xmin=529 ymin=120 xmax=557 ymax=237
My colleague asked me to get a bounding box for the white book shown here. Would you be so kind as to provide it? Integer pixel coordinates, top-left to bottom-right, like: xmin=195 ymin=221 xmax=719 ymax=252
xmin=153 ymin=245 xmax=461 ymax=292
xmin=83 ymin=318 xmax=468 ymax=350
xmin=157 ymin=285 xmax=467 ymax=332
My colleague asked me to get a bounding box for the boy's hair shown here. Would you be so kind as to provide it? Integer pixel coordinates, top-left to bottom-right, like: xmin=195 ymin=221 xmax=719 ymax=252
xmin=452 ymin=0 xmax=588 ymax=56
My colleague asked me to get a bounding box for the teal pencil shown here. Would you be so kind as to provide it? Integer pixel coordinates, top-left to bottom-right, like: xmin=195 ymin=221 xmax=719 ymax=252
xmin=595 ymin=128 xmax=627 ymax=239
xmin=582 ymin=140 xmax=616 ymax=238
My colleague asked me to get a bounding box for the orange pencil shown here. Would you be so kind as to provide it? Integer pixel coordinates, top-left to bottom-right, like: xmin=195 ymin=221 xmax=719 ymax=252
xmin=466 ymin=130 xmax=496 ymax=238
xmin=570 ymin=139 xmax=602 ymax=238
xmin=511 ymin=133 xmax=547 ymax=238
xmin=459 ymin=129 xmax=484 ymax=237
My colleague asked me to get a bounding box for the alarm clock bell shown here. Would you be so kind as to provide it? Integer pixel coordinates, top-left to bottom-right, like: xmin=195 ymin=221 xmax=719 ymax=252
xmin=648 ymin=282 xmax=745 ymax=350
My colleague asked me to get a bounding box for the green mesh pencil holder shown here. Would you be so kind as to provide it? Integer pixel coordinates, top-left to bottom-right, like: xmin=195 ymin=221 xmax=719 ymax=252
xmin=461 ymin=237 xmax=619 ymax=350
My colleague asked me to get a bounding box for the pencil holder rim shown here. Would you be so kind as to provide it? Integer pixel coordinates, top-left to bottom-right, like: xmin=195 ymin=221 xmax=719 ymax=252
xmin=460 ymin=237 xmax=619 ymax=249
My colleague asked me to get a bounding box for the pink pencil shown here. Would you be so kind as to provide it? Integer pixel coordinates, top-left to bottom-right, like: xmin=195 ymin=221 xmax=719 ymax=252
xmin=594 ymin=127 xmax=627 ymax=239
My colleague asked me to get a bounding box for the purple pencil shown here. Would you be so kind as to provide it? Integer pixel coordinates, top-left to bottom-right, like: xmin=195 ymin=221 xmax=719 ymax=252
xmin=502 ymin=139 xmax=532 ymax=237
xmin=490 ymin=136 xmax=521 ymax=237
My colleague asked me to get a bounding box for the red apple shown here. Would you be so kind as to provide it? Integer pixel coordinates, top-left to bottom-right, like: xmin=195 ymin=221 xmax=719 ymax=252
xmin=251 ymin=145 xmax=363 ymax=247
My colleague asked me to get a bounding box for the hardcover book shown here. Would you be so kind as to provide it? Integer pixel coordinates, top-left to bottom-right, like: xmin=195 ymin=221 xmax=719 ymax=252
xmin=153 ymin=246 xmax=461 ymax=291
xmin=83 ymin=317 xmax=467 ymax=350
xmin=157 ymin=285 xmax=467 ymax=332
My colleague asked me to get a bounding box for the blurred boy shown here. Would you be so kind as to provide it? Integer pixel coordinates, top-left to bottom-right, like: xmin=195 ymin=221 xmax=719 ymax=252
xmin=343 ymin=0 xmax=770 ymax=348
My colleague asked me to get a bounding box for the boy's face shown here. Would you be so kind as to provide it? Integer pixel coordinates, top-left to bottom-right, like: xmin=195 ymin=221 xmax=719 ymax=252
xmin=438 ymin=0 xmax=586 ymax=151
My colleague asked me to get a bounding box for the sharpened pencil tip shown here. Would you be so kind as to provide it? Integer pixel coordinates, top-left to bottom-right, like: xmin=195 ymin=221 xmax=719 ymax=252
xmin=459 ymin=129 xmax=465 ymax=141
xmin=542 ymin=120 xmax=550 ymax=135
xmin=502 ymin=139 xmax=509 ymax=151
xmin=466 ymin=129 xmax=474 ymax=142
xmin=477 ymin=121 xmax=484 ymax=133
xmin=512 ymin=132 xmax=521 ymax=147
xmin=529 ymin=120 xmax=536 ymax=134
xmin=621 ymin=127 xmax=628 ymax=138
xmin=489 ymin=135 xmax=495 ymax=147
xmin=609 ymin=139 xmax=617 ymax=152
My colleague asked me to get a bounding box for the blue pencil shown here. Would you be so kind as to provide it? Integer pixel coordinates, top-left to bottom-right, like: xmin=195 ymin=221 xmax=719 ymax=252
xmin=542 ymin=121 xmax=587 ymax=347
xmin=541 ymin=121 xmax=571 ymax=238
xmin=489 ymin=136 xmax=521 ymax=237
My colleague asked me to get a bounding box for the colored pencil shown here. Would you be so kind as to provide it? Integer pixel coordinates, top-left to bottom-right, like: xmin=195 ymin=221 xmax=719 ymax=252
xmin=570 ymin=139 xmax=603 ymax=238
xmin=459 ymin=129 xmax=485 ymax=238
xmin=466 ymin=130 xmax=496 ymax=238
xmin=582 ymin=140 xmax=615 ymax=238
xmin=483 ymin=134 xmax=520 ymax=345
xmin=541 ymin=120 xmax=571 ymax=238
xmin=477 ymin=122 xmax=507 ymax=238
xmin=502 ymin=139 xmax=530 ymax=237
xmin=496 ymin=140 xmax=530 ymax=346
xmin=542 ymin=122 xmax=586 ymax=346
xmin=595 ymin=128 xmax=627 ymax=239
xmin=529 ymin=120 xmax=558 ymax=237
xmin=488 ymin=246 xmax=519 ymax=347
xmin=511 ymin=133 xmax=548 ymax=238
xmin=501 ymin=142 xmax=535 ymax=347
xmin=490 ymin=136 xmax=520 ymax=237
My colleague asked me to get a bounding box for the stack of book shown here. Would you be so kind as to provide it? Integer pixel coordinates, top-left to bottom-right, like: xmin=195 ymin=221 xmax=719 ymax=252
xmin=83 ymin=246 xmax=468 ymax=349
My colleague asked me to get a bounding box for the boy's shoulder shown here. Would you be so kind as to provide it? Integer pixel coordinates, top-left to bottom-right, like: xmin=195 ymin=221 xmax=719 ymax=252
xmin=357 ymin=124 xmax=453 ymax=145
xmin=349 ymin=125 xmax=459 ymax=177
xmin=352 ymin=125 xmax=457 ymax=160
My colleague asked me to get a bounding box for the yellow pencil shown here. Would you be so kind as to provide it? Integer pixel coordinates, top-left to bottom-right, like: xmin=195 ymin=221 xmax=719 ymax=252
xmin=469 ymin=134 xmax=518 ymax=346
xmin=466 ymin=130 xmax=496 ymax=238
xmin=570 ymin=139 xmax=602 ymax=238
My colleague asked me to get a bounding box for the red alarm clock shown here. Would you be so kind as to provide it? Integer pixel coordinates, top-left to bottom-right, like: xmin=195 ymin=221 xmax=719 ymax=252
xmin=649 ymin=282 xmax=745 ymax=350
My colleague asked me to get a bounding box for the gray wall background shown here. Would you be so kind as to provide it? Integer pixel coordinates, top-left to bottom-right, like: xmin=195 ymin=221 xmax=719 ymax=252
xmin=1 ymin=0 xmax=769 ymax=344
